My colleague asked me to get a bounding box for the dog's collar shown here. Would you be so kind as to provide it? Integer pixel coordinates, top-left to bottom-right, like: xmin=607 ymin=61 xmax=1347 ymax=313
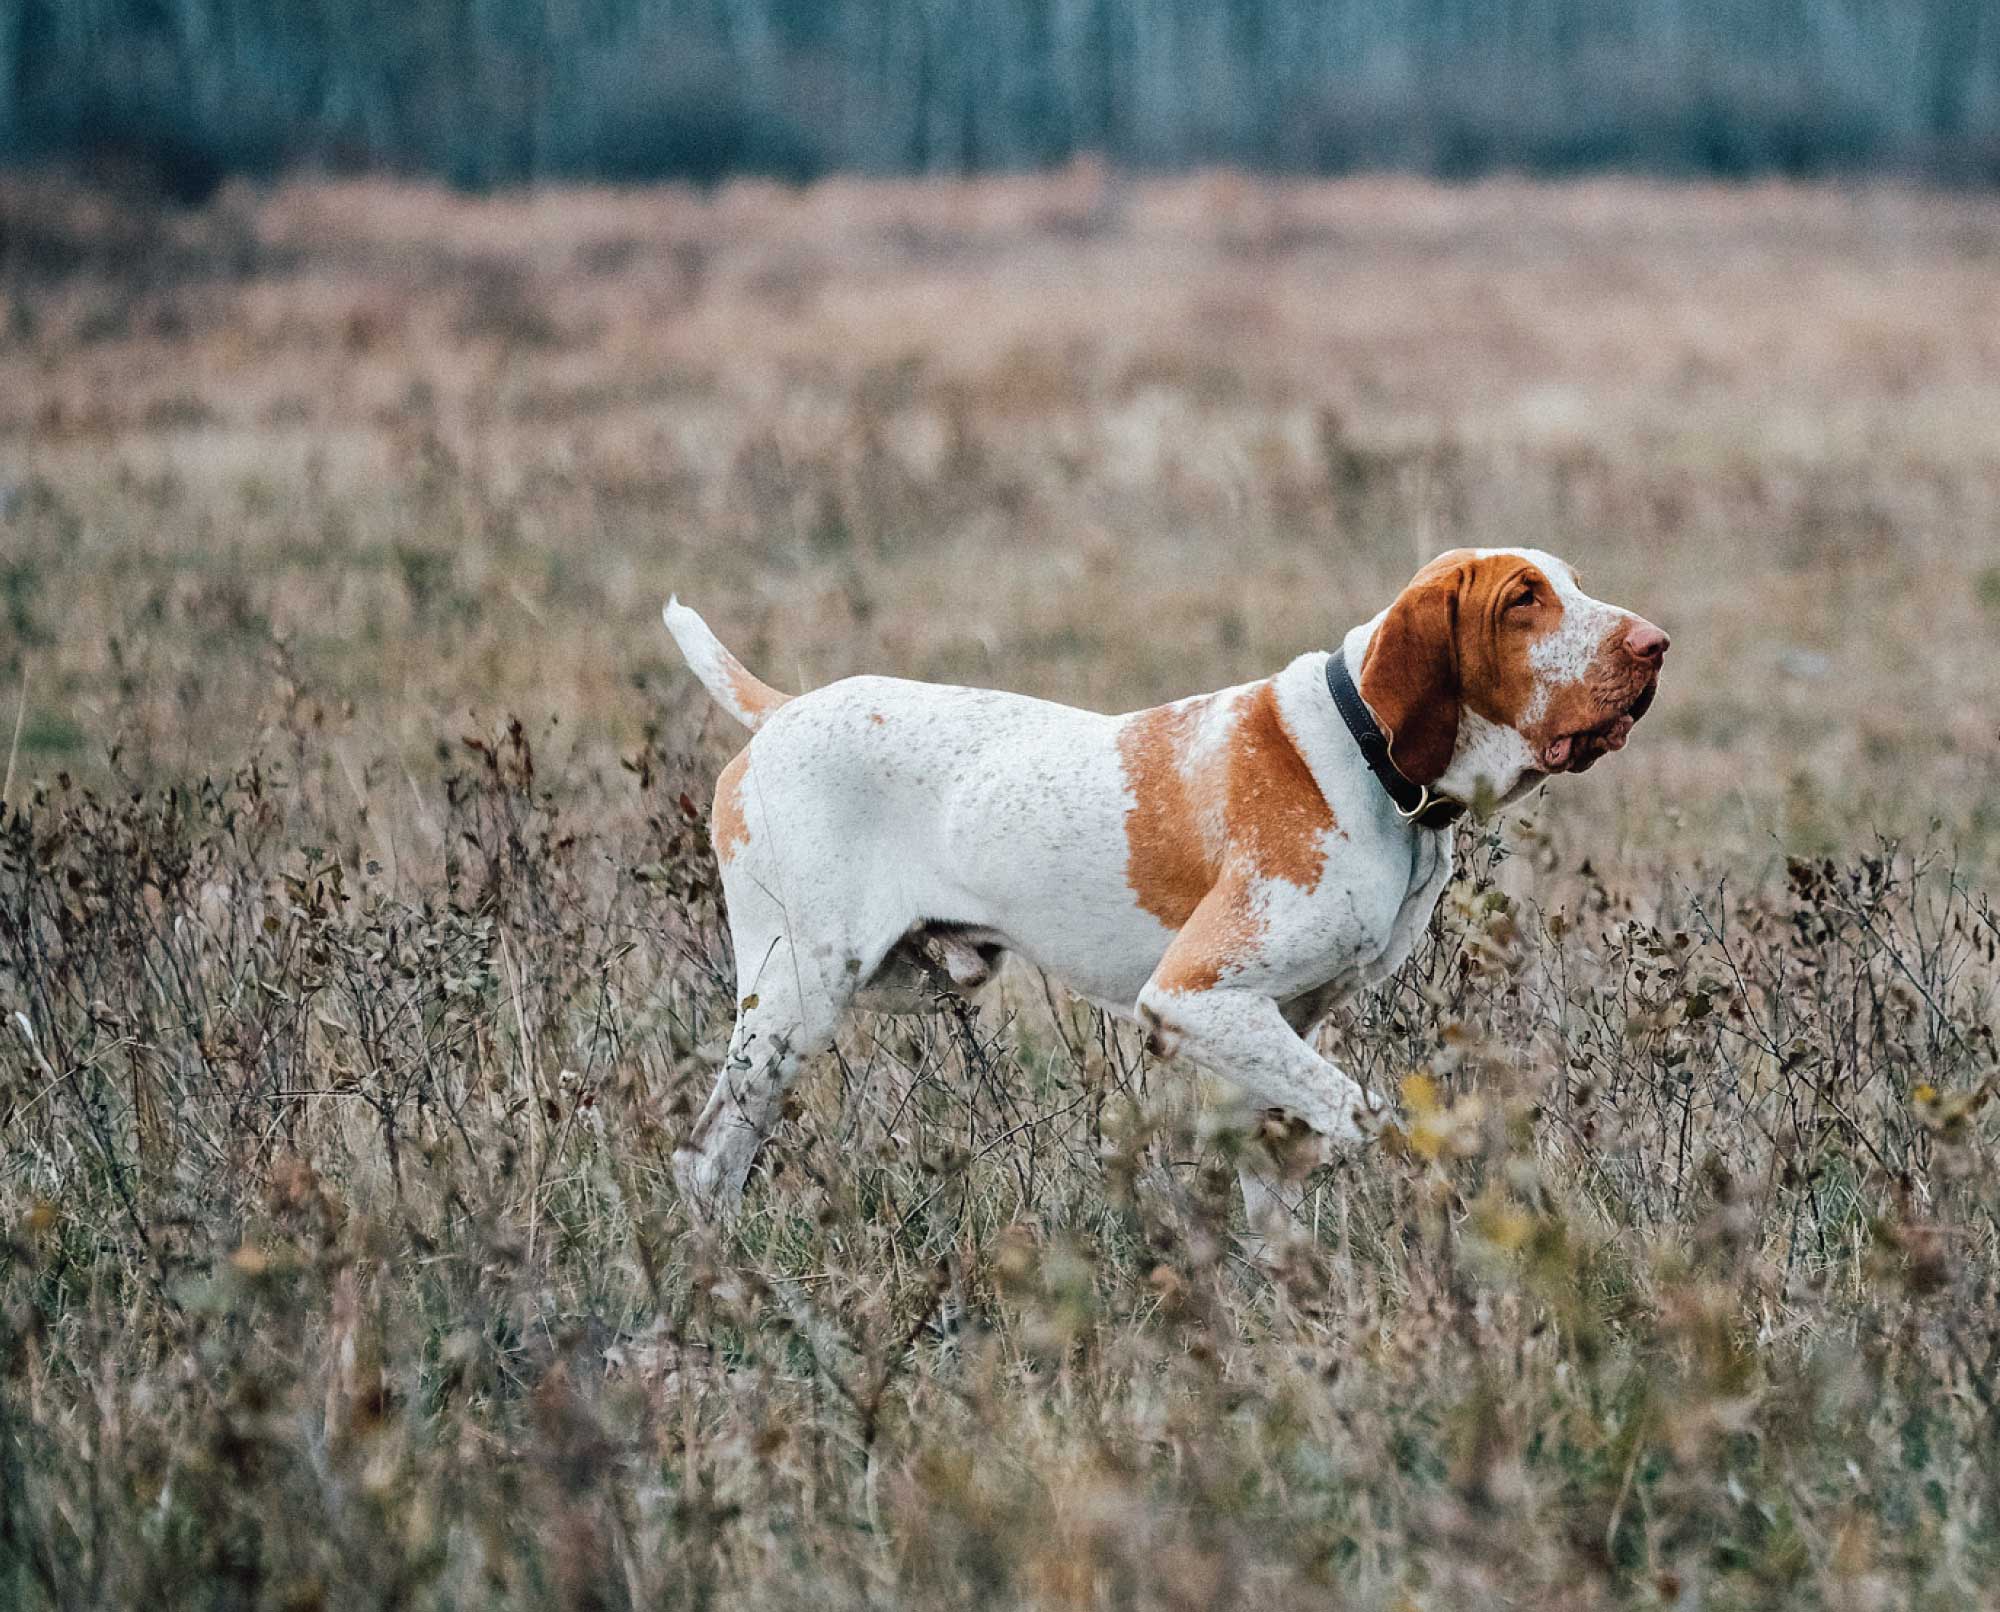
xmin=1324 ymin=649 xmax=1467 ymax=831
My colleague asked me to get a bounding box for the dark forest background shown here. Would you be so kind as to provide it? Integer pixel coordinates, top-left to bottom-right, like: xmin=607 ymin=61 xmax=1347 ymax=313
xmin=4 ymin=0 xmax=2000 ymax=201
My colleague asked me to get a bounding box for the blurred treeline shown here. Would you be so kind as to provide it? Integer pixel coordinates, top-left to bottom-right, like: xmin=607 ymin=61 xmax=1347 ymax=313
xmin=4 ymin=0 xmax=1998 ymax=199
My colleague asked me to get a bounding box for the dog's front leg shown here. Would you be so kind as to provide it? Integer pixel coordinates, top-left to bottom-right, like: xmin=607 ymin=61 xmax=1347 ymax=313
xmin=1139 ymin=980 xmax=1379 ymax=1139
xmin=1136 ymin=872 xmax=1384 ymax=1241
xmin=1139 ymin=981 xmax=1381 ymax=1244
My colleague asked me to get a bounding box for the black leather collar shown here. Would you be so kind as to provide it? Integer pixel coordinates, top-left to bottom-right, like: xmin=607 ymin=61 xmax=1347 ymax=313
xmin=1324 ymin=649 xmax=1467 ymax=831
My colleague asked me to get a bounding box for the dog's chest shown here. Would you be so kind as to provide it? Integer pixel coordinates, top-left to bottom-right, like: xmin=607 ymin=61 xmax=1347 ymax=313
xmin=1322 ymin=827 xmax=1454 ymax=995
xmin=1376 ymin=830 xmax=1453 ymax=977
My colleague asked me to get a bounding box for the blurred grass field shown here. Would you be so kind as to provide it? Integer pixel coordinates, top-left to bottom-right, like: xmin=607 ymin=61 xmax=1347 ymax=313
xmin=8 ymin=167 xmax=2000 ymax=861
xmin=3 ymin=169 xmax=2000 ymax=1608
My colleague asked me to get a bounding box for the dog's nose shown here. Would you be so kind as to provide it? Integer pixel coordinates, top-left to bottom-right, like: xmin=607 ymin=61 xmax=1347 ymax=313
xmin=1624 ymin=620 xmax=1669 ymax=663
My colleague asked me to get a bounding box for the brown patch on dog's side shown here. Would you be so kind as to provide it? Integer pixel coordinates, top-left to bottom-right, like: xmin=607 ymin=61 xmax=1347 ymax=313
xmin=712 ymin=748 xmax=751 ymax=863
xmin=1225 ymin=682 xmax=1334 ymax=891
xmin=1125 ymin=681 xmax=1338 ymax=997
xmin=1117 ymin=696 xmax=1223 ymax=927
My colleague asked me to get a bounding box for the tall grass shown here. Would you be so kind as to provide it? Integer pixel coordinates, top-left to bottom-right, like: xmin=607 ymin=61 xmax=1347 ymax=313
xmin=3 ymin=745 xmax=1999 ymax=1606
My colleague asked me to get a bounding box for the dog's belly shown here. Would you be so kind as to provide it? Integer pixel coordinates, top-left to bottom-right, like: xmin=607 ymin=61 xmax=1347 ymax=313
xmin=913 ymin=828 xmax=1190 ymax=1010
xmin=926 ymin=712 xmax=1182 ymax=1010
xmin=881 ymin=919 xmax=1168 ymax=1019
xmin=991 ymin=912 xmax=1176 ymax=1014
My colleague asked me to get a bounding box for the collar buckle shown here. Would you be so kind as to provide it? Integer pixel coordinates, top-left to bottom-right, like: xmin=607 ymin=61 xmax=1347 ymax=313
xmin=1405 ymin=788 xmax=1467 ymax=830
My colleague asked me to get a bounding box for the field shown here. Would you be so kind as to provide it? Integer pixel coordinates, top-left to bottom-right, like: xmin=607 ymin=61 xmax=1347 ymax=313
xmin=4 ymin=166 xmax=2000 ymax=1608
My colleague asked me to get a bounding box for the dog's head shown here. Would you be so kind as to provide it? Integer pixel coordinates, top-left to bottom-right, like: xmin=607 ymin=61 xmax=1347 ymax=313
xmin=1357 ymin=547 xmax=1667 ymax=809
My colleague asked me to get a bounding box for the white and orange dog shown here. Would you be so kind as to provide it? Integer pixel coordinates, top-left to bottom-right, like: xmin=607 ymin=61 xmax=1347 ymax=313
xmin=665 ymin=548 xmax=1667 ymax=1225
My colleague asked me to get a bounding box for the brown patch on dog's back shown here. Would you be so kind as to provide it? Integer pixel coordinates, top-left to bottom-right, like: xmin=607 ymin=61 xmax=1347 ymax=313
xmin=1225 ymin=682 xmax=1334 ymax=891
xmin=1124 ymin=681 xmax=1337 ymax=995
xmin=712 ymin=748 xmax=751 ymax=864
xmin=1117 ymin=697 xmax=1223 ymax=926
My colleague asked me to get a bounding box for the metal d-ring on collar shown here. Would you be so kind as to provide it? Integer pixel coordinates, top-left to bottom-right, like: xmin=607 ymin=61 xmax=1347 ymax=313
xmin=1324 ymin=649 xmax=1468 ymax=832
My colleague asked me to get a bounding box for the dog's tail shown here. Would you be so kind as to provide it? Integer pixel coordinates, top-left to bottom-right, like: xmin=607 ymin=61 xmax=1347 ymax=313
xmin=663 ymin=598 xmax=793 ymax=732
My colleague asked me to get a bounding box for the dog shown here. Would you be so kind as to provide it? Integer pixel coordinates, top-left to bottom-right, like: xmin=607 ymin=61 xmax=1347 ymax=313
xmin=664 ymin=548 xmax=1666 ymax=1227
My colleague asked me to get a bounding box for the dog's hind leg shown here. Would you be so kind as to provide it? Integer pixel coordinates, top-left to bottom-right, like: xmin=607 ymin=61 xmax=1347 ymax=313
xmin=675 ymin=890 xmax=920 ymax=1221
xmin=677 ymin=735 xmax=924 ymax=1219
xmin=673 ymin=929 xmax=862 ymax=1221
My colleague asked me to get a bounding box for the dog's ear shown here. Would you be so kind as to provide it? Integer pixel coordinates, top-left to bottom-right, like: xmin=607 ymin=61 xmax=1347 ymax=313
xmin=1358 ymin=557 xmax=1465 ymax=786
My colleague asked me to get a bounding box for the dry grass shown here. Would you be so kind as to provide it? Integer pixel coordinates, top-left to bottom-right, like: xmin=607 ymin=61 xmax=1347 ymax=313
xmin=2 ymin=167 xmax=2000 ymax=1608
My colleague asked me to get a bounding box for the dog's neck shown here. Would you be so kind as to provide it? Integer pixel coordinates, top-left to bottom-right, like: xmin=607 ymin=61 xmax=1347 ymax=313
xmin=1339 ymin=613 xmax=1545 ymax=817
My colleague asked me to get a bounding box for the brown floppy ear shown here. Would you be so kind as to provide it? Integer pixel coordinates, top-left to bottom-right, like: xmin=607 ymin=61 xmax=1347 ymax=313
xmin=1358 ymin=562 xmax=1463 ymax=786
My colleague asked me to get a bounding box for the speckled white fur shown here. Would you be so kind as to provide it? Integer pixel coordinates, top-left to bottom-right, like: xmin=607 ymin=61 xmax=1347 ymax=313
xmin=1522 ymin=549 xmax=1626 ymax=722
xmin=663 ymin=550 xmax=1654 ymax=1231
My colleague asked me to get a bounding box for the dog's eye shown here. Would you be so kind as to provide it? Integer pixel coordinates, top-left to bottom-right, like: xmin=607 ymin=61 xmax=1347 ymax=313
xmin=1508 ymin=584 xmax=1537 ymax=611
